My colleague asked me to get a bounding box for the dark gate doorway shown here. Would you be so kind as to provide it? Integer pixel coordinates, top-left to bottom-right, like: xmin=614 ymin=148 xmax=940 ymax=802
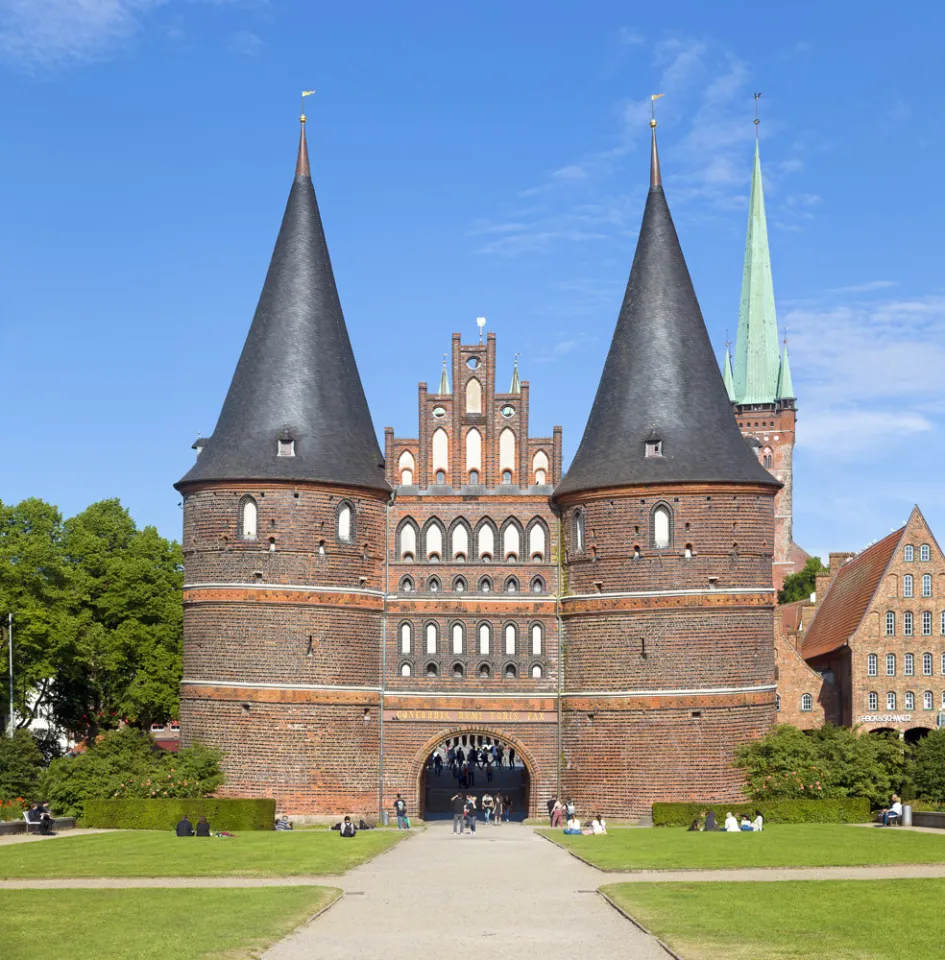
xmin=420 ymin=733 xmax=530 ymax=821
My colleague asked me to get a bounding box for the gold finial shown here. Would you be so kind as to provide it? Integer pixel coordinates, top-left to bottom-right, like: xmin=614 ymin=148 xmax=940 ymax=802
xmin=754 ymin=92 xmax=762 ymax=135
xmin=649 ymin=94 xmax=664 ymax=187
xmin=300 ymin=89 xmax=315 ymax=124
xmin=296 ymin=90 xmax=315 ymax=178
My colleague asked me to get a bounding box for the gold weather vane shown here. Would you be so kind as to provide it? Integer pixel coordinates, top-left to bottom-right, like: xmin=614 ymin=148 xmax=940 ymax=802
xmin=650 ymin=92 xmax=664 ymax=127
xmin=301 ymin=89 xmax=316 ymax=123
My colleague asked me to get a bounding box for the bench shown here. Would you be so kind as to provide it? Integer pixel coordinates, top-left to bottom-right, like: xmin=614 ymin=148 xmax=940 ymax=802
xmin=23 ymin=812 xmax=41 ymax=833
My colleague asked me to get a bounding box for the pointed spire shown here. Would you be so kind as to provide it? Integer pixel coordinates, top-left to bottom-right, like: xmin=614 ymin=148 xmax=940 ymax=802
xmin=649 ymin=93 xmax=663 ymax=188
xmin=555 ymin=117 xmax=776 ymax=498
xmin=438 ymin=355 xmax=450 ymax=395
xmin=296 ymin=115 xmax=310 ymax=178
xmin=732 ymin=118 xmax=781 ymax=404
xmin=510 ymin=354 xmax=521 ymax=393
xmin=777 ymin=341 xmax=795 ymax=400
xmin=722 ymin=343 xmax=735 ymax=401
xmin=177 ymin=114 xmax=389 ymax=493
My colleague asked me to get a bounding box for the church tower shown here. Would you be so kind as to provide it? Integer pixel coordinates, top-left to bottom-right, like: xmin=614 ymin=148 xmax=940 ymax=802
xmin=175 ymin=115 xmax=390 ymax=813
xmin=554 ymin=117 xmax=780 ymax=817
xmin=725 ymin=118 xmax=802 ymax=591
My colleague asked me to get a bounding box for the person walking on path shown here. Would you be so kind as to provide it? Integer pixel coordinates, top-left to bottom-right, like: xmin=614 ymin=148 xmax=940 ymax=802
xmin=433 ymin=752 xmax=442 ymax=776
xmin=482 ymin=792 xmax=495 ymax=824
xmin=464 ymin=795 xmax=477 ymax=834
xmin=550 ymin=799 xmax=564 ymax=828
xmin=393 ymin=794 xmax=409 ymax=829
xmin=451 ymin=792 xmax=466 ymax=834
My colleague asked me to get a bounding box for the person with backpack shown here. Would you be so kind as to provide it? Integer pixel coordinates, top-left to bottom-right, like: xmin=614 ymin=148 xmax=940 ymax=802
xmin=340 ymin=816 xmax=357 ymax=838
xmin=451 ymin=791 xmax=466 ymax=834
xmin=393 ymin=794 xmax=409 ymax=829
xmin=464 ymin=795 xmax=477 ymax=835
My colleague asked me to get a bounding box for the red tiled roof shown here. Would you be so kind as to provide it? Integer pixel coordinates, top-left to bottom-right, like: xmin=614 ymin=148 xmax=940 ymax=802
xmin=802 ymin=526 xmax=904 ymax=660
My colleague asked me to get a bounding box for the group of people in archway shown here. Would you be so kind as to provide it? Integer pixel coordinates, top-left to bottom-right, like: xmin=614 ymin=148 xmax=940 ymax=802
xmin=427 ymin=735 xmax=518 ymax=788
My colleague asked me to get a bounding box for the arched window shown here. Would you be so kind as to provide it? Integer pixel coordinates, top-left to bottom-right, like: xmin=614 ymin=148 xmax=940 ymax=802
xmin=505 ymin=577 xmax=518 ymax=593
xmin=905 ymin=653 xmax=914 ymax=676
xmin=924 ymin=691 xmax=934 ymax=710
xmin=502 ymin=470 xmax=512 ymax=484
xmin=920 ymin=544 xmax=931 ymax=562
xmin=503 ymin=522 xmax=520 ymax=560
xmin=428 ymin=577 xmax=440 ymax=593
xmin=574 ymin=509 xmax=585 ymax=553
xmin=465 ymin=377 xmax=482 ymax=413
xmin=479 ymin=577 xmax=492 ymax=593
xmin=867 ymin=691 xmax=878 ymax=711
xmin=239 ymin=496 xmax=258 ymax=540
xmin=425 ymin=522 xmax=443 ymax=560
xmin=400 ymin=623 xmax=412 ymax=654
xmin=504 ymin=663 xmax=517 ymax=679
xmin=886 ymin=653 xmax=896 ymax=676
xmin=337 ymin=501 xmax=353 ymax=542
xmin=479 ymin=663 xmax=491 ymax=679
xmin=465 ymin=428 xmax=482 ymax=478
xmin=401 ymin=662 xmax=412 ymax=677
xmin=922 ymin=611 xmax=932 ymax=635
xmin=453 ymin=577 xmax=466 ymax=593
xmin=499 ymin=428 xmax=515 ymax=480
xmin=399 ymin=521 xmax=418 ymax=561
xmin=426 ymin=662 xmax=438 ymax=678
xmin=885 ymin=612 xmax=896 ymax=636
xmin=468 ymin=469 xmax=480 ymax=485
xmin=905 ymin=612 xmax=914 ymax=636
xmin=533 ymin=450 xmax=549 ymax=485
xmin=684 ymin=543 xmax=693 ymax=559
xmin=528 ymin=521 xmax=546 ymax=561
xmin=905 ymin=691 xmax=915 ymax=710
xmin=398 ymin=450 xmax=415 ymax=486
xmin=905 ymin=545 xmax=915 ymax=562
xmin=801 ymin=693 xmax=813 ymax=712
xmin=652 ymin=503 xmax=671 ymax=549
xmin=886 ymin=691 xmax=897 ymax=711
xmin=400 ymin=576 xmax=414 ymax=593
xmin=477 ymin=522 xmax=495 ymax=560
xmin=452 ymin=662 xmax=465 ymax=679
xmin=531 ymin=623 xmax=543 ymax=655
xmin=478 ymin=623 xmax=491 ymax=654
xmin=867 ymin=653 xmax=878 ymax=676
xmin=451 ymin=522 xmax=469 ymax=560
xmin=904 ymin=574 xmax=914 ymax=598
xmin=451 ymin=622 xmax=464 ymax=655
xmin=436 ymin=470 xmax=446 ymax=484
xmin=531 ymin=664 xmax=543 ymax=679
xmin=425 ymin=622 xmax=438 ymax=655
xmin=941 ymin=612 xmax=945 ymax=637
xmin=922 ymin=574 xmax=932 ymax=597
xmin=432 ymin=428 xmax=449 ymax=479
xmin=531 ymin=576 xmax=544 ymax=594
xmin=923 ymin=652 xmax=933 ymax=675
xmin=504 ymin=623 xmax=516 ymax=655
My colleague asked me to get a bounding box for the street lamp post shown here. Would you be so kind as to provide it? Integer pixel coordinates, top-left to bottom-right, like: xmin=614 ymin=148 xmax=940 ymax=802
xmin=7 ymin=614 xmax=12 ymax=737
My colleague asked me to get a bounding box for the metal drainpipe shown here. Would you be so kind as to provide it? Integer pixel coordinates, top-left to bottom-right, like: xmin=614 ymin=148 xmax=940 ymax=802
xmin=553 ymin=504 xmax=564 ymax=802
xmin=379 ymin=490 xmax=395 ymax=820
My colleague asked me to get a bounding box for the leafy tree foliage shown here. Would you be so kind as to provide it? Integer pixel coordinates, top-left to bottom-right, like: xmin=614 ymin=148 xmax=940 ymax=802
xmin=736 ymin=724 xmax=905 ymax=806
xmin=0 ymin=498 xmax=183 ymax=742
xmin=42 ymin=727 xmax=224 ymax=818
xmin=0 ymin=729 xmax=45 ymax=802
xmin=778 ymin=555 xmax=829 ymax=605
xmin=912 ymin=729 xmax=945 ymax=804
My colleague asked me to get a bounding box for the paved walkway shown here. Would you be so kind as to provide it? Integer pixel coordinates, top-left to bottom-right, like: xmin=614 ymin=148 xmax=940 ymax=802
xmin=263 ymin=823 xmax=673 ymax=960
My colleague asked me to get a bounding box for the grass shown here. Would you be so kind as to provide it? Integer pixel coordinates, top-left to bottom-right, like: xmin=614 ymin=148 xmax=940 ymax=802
xmin=0 ymin=886 xmax=339 ymax=960
xmin=540 ymin=824 xmax=945 ymax=870
xmin=603 ymin=879 xmax=945 ymax=960
xmin=0 ymin=829 xmax=406 ymax=878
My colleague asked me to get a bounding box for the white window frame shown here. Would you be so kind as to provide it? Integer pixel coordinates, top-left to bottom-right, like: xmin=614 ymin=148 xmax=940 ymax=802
xmin=904 ymin=545 xmax=914 ymax=562
xmin=905 ymin=692 xmax=915 ymax=710
xmin=868 ymin=692 xmax=879 ymax=711
xmin=885 ymin=611 xmax=895 ymax=636
xmin=801 ymin=693 xmax=813 ymax=712
xmin=904 ymin=574 xmax=914 ymax=598
xmin=922 ymin=611 xmax=932 ymax=636
xmin=923 ymin=652 xmax=933 ymax=676
xmin=905 ymin=653 xmax=914 ymax=676
xmin=920 ymin=544 xmax=931 ymax=561
xmin=886 ymin=692 xmax=897 ymax=711
xmin=867 ymin=653 xmax=878 ymax=677
xmin=886 ymin=653 xmax=896 ymax=677
xmin=904 ymin=612 xmax=914 ymax=636
xmin=922 ymin=574 xmax=932 ymax=598
xmin=924 ymin=691 xmax=934 ymax=710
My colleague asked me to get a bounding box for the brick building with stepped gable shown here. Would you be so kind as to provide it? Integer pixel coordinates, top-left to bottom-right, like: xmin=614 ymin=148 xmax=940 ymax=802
xmin=177 ymin=112 xmax=790 ymax=819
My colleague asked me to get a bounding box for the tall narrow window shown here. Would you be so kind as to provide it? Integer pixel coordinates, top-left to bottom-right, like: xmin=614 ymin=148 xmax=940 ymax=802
xmin=239 ymin=497 xmax=258 ymax=540
xmin=905 ymin=545 xmax=915 ymax=562
xmin=400 ymin=522 xmax=417 ymax=561
xmin=337 ymin=502 xmax=353 ymax=542
xmin=479 ymin=623 xmax=490 ymax=655
xmin=867 ymin=653 xmax=878 ymax=677
xmin=531 ymin=664 xmax=543 ymax=679
xmin=452 ymin=523 xmax=469 ymax=560
xmin=425 ymin=623 xmax=437 ymax=655
xmin=574 ymin=510 xmax=585 ymax=553
xmin=531 ymin=577 xmax=544 ymax=594
xmin=801 ymin=693 xmax=813 ymax=712
xmin=451 ymin=623 xmax=464 ymax=655
xmin=426 ymin=523 xmax=443 ymax=560
xmin=503 ymin=523 xmax=520 ymax=560
xmin=905 ymin=691 xmax=915 ymax=710
xmin=505 ymin=577 xmax=518 ymax=593
xmin=920 ymin=544 xmax=931 ymax=561
xmin=904 ymin=612 xmax=914 ymax=636
xmin=465 ymin=428 xmax=482 ymax=478
xmin=401 ymin=663 xmax=412 ymax=677
xmin=942 ymin=611 xmax=945 ymax=636
xmin=868 ymin=691 xmax=879 ymax=711
xmin=465 ymin=378 xmax=482 ymax=413
xmin=400 ymin=623 xmax=412 ymax=654
xmin=885 ymin=611 xmax=895 ymax=636
xmin=531 ymin=623 xmax=543 ymax=655
xmin=478 ymin=523 xmax=494 ymax=560
xmin=922 ymin=574 xmax=932 ymax=597
xmin=398 ymin=450 xmax=415 ymax=486
xmin=923 ymin=611 xmax=932 ymax=635
xmin=504 ymin=624 xmax=516 ymax=655
xmin=904 ymin=574 xmax=914 ymax=598
xmin=653 ymin=504 xmax=671 ymax=549
xmin=886 ymin=653 xmax=896 ymax=676
xmin=886 ymin=692 xmax=897 ymax=711
xmin=924 ymin=691 xmax=934 ymax=710
xmin=923 ymin=652 xmax=933 ymax=675
xmin=453 ymin=577 xmax=466 ymax=593
xmin=905 ymin=653 xmax=914 ymax=676
xmin=499 ymin=428 xmax=515 ymax=480
xmin=533 ymin=450 xmax=549 ymax=485
xmin=479 ymin=577 xmax=492 ymax=593
xmin=528 ymin=522 xmax=546 ymax=561
xmin=432 ymin=428 xmax=449 ymax=479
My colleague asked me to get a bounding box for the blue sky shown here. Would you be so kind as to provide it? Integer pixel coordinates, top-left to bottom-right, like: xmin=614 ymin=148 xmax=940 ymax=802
xmin=1 ymin=0 xmax=942 ymax=561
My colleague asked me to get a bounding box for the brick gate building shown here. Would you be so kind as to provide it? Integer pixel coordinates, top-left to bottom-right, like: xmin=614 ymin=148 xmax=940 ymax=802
xmin=176 ymin=114 xmax=785 ymax=819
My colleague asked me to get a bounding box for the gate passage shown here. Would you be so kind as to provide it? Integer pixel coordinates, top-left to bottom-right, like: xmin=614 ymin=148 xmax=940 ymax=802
xmin=421 ymin=733 xmax=530 ymax=820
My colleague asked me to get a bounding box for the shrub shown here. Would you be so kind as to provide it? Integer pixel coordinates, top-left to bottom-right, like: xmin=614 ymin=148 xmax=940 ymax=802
xmin=0 ymin=729 xmax=44 ymax=802
xmin=912 ymin=729 xmax=945 ymax=804
xmin=652 ymin=798 xmax=871 ymax=827
xmin=42 ymin=728 xmax=225 ymax=818
xmin=81 ymin=798 xmax=275 ymax=831
xmin=1 ymin=798 xmax=30 ymax=821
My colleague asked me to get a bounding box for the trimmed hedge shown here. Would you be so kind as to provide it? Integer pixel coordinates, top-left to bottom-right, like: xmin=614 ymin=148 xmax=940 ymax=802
xmin=652 ymin=797 xmax=871 ymax=827
xmin=80 ymin=798 xmax=276 ymax=831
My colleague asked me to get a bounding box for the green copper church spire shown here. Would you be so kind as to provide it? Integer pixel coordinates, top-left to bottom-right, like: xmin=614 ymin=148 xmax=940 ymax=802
xmin=777 ymin=340 xmax=795 ymax=400
xmin=510 ymin=354 xmax=521 ymax=394
xmin=732 ymin=101 xmax=781 ymax=404
xmin=722 ymin=342 xmax=735 ymax=401
xmin=438 ymin=355 xmax=450 ymax=395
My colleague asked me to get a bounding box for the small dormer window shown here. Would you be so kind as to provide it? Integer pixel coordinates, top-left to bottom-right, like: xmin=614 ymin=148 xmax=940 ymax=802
xmin=278 ymin=428 xmax=295 ymax=457
xmin=645 ymin=439 xmax=663 ymax=458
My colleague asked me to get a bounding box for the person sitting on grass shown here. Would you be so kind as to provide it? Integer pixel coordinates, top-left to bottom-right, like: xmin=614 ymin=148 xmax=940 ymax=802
xmin=340 ymin=816 xmax=357 ymax=838
xmin=704 ymin=810 xmax=718 ymax=831
xmin=590 ymin=814 xmax=607 ymax=835
xmin=724 ymin=811 xmax=740 ymax=832
xmin=195 ymin=815 xmax=211 ymax=837
xmin=740 ymin=814 xmax=753 ymax=832
xmin=880 ymin=794 xmax=903 ymax=826
xmin=275 ymin=816 xmax=293 ymax=831
xmin=752 ymin=810 xmax=764 ymax=832
xmin=563 ymin=815 xmax=582 ymax=836
xmin=175 ymin=814 xmax=195 ymax=837
xmin=687 ymin=818 xmax=701 ymax=832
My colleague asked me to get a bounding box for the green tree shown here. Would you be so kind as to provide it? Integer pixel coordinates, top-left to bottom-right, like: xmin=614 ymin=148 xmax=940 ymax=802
xmin=0 ymin=729 xmax=45 ymax=801
xmin=912 ymin=729 xmax=945 ymax=804
xmin=778 ymin=556 xmax=829 ymax=605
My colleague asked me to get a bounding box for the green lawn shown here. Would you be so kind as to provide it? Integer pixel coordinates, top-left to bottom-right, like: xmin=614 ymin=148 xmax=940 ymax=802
xmin=0 ymin=829 xmax=406 ymax=878
xmin=540 ymin=824 xmax=945 ymax=870
xmin=1 ymin=886 xmax=338 ymax=960
xmin=603 ymin=879 xmax=945 ymax=960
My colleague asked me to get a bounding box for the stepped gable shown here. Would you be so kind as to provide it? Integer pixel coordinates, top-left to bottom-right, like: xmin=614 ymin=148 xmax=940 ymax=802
xmin=177 ymin=121 xmax=389 ymax=493
xmin=555 ymin=124 xmax=777 ymax=497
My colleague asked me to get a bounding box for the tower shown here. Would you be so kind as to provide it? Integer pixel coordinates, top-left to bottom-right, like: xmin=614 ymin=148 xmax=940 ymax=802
xmin=175 ymin=115 xmax=390 ymax=813
xmin=728 ymin=122 xmax=803 ymax=590
xmin=553 ymin=115 xmax=780 ymax=816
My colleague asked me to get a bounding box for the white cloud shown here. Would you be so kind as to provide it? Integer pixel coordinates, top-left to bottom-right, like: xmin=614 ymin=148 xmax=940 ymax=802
xmin=618 ymin=27 xmax=645 ymax=46
xmin=827 ymin=280 xmax=898 ymax=295
xmin=228 ymin=27 xmax=262 ymax=55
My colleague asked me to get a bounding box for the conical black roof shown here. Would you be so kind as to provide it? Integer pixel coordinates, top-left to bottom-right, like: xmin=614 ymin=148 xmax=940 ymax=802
xmin=177 ymin=125 xmax=389 ymax=494
xmin=555 ymin=129 xmax=777 ymax=498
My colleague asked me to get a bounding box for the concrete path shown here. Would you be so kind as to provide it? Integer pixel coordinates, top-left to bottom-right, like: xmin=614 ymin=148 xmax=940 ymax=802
xmin=0 ymin=828 xmax=108 ymax=847
xmin=263 ymin=822 xmax=673 ymax=960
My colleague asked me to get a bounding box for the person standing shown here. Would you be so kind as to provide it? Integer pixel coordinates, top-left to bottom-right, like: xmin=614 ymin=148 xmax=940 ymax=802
xmin=551 ymin=798 xmax=564 ymax=828
xmin=452 ymin=792 xmax=466 ymax=834
xmin=482 ymin=792 xmax=494 ymax=824
xmin=464 ymin=795 xmax=477 ymax=834
xmin=494 ymin=792 xmax=504 ymax=824
xmin=509 ymin=748 xmax=516 ymax=768
xmin=393 ymin=794 xmax=409 ymax=829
